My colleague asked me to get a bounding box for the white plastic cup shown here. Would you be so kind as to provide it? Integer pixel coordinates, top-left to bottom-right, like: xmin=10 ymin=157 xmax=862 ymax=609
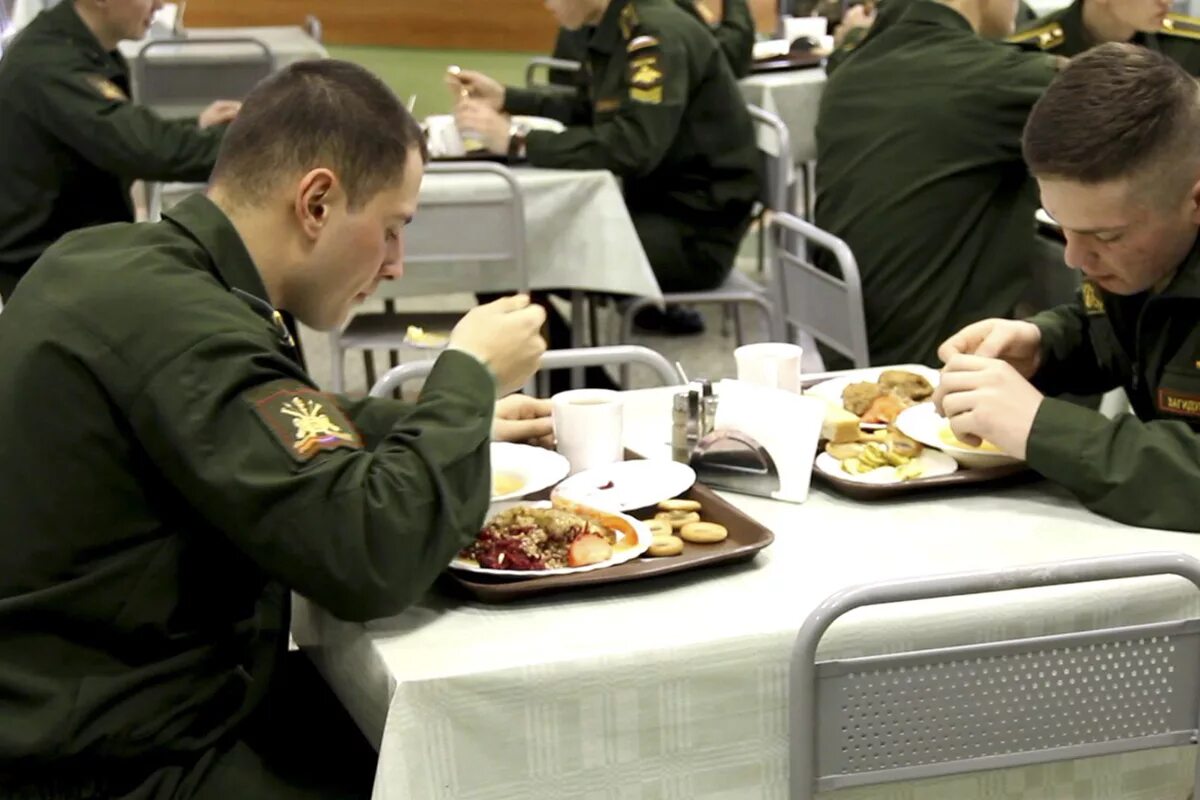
xmin=551 ymin=389 xmax=624 ymax=474
xmin=734 ymin=342 xmax=805 ymax=394
xmin=783 ymin=15 xmax=828 ymax=43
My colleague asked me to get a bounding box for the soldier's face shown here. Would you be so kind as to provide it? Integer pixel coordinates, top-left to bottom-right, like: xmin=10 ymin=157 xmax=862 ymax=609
xmin=545 ymin=0 xmax=603 ymax=30
xmin=298 ymin=147 xmax=424 ymax=331
xmin=1039 ymin=174 xmax=1200 ymax=295
xmin=1107 ymin=0 xmax=1172 ymax=33
xmin=101 ymin=0 xmax=162 ymax=42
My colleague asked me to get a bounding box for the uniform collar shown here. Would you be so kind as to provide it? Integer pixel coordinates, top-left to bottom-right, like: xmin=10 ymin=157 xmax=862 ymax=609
xmin=42 ymin=1 xmax=122 ymax=69
xmin=163 ymin=194 xmax=274 ymax=306
xmin=898 ymin=0 xmax=976 ymax=33
xmin=589 ymin=0 xmax=632 ymax=56
xmin=1158 ymin=233 xmax=1200 ymax=300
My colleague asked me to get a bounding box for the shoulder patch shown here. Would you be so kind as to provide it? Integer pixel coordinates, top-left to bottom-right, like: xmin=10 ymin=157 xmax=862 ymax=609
xmin=248 ymin=383 xmax=363 ymax=463
xmin=1080 ymin=280 xmax=1106 ymax=315
xmin=85 ymin=75 xmax=128 ymax=102
xmin=627 ymin=34 xmax=660 ymax=53
xmin=1006 ymin=22 xmax=1064 ymax=50
xmin=1162 ymin=14 xmax=1200 ymax=39
xmin=628 ymin=51 xmax=665 ymax=104
xmin=619 ymin=4 xmax=640 ymax=40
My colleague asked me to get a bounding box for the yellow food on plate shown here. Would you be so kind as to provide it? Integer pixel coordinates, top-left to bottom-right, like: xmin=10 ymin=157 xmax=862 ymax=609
xmin=405 ymin=325 xmax=448 ymax=347
xmin=938 ymin=427 xmax=1001 ymax=452
xmin=492 ymin=471 xmax=526 ymax=497
xmin=819 ymin=399 xmax=862 ymax=443
xmin=833 ymin=437 xmax=925 ymax=481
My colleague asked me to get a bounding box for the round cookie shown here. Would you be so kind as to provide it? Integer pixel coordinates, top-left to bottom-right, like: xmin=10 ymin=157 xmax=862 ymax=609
xmin=647 ymin=535 xmax=684 ymax=557
xmin=658 ymin=498 xmax=702 ymax=513
xmin=655 ymin=510 xmax=701 ymax=530
xmin=644 ymin=519 xmax=674 ymax=538
xmin=679 ymin=521 xmax=728 ymax=544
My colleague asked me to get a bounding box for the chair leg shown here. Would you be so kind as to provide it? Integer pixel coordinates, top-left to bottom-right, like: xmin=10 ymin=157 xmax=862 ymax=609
xmin=363 ymin=350 xmax=376 ymax=394
xmin=618 ymin=297 xmax=654 ymax=387
xmin=587 ymin=295 xmax=601 ymax=347
xmin=733 ymin=303 xmax=746 ymax=346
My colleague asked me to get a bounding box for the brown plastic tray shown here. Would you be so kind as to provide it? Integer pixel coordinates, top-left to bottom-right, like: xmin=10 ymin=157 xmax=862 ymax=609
xmin=442 ymin=476 xmax=774 ymax=603
xmin=813 ymin=459 xmax=1038 ymax=500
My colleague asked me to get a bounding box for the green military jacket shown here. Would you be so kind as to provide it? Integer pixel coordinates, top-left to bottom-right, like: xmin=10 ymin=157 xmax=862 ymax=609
xmin=815 ymin=0 xmax=1058 ymax=368
xmin=552 ymin=0 xmax=754 ymax=80
xmin=1026 ymin=238 xmax=1200 ymax=532
xmin=1009 ymin=0 xmax=1200 ymax=74
xmin=507 ymin=0 xmax=761 ymax=227
xmin=0 ymin=1 xmax=225 ymax=281
xmin=0 ymin=195 xmax=495 ymax=786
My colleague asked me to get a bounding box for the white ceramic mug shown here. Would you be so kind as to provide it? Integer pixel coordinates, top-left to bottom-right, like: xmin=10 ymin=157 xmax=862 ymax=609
xmin=734 ymin=343 xmax=805 ymax=394
xmin=551 ymin=389 xmax=624 ymax=474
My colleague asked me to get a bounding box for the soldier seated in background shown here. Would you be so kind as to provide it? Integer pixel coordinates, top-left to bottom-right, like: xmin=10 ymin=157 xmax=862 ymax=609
xmin=0 ymin=0 xmax=243 ymax=301
xmin=451 ymin=0 xmax=761 ymax=336
xmin=550 ymin=0 xmax=755 ymax=84
xmin=814 ymin=0 xmax=1059 ymax=368
xmin=0 ymin=60 xmax=550 ymax=798
xmin=936 ymin=44 xmax=1200 ymax=533
xmin=1008 ymin=0 xmax=1200 ymax=74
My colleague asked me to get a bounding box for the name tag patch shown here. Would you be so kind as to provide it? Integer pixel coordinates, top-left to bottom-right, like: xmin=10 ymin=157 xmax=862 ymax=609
xmin=1157 ymin=388 xmax=1200 ymax=419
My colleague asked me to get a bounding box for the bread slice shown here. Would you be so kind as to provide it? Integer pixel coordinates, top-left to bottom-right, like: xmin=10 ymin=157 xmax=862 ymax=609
xmin=820 ymin=399 xmax=862 ymax=443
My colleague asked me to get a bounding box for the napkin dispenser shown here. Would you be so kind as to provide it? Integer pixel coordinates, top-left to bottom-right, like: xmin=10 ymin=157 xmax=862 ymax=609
xmin=686 ymin=380 xmax=823 ymax=504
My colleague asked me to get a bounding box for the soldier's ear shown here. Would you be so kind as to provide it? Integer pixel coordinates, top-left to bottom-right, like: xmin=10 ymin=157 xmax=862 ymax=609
xmin=1187 ymin=175 xmax=1200 ymax=226
xmin=295 ymin=169 xmax=336 ymax=238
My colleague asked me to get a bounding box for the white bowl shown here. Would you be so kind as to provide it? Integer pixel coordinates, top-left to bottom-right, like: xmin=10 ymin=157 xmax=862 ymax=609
xmin=894 ymin=403 xmax=1023 ymax=469
xmin=490 ymin=442 xmax=571 ymax=502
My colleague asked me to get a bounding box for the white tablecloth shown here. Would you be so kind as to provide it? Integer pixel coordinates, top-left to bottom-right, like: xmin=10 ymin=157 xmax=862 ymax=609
xmin=376 ymin=167 xmax=662 ymax=302
xmin=117 ymin=25 xmax=326 ymax=70
xmin=740 ymin=68 xmax=827 ymax=165
xmin=293 ymin=387 xmax=1200 ymax=799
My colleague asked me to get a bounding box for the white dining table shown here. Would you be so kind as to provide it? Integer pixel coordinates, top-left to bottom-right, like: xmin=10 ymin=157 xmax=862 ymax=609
xmin=293 ymin=386 xmax=1200 ymax=799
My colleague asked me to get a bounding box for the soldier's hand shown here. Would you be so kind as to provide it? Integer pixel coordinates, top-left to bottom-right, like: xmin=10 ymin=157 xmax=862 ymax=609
xmin=937 ymin=318 xmax=1042 ymax=379
xmin=934 ymin=355 xmax=1043 ymax=459
xmin=454 ymin=101 xmax=511 ymax=154
xmin=450 ymin=295 xmax=546 ymax=395
xmin=834 ymin=4 xmax=875 ymax=46
xmin=445 ymin=67 xmax=505 ymax=111
xmin=199 ymin=100 xmax=242 ymax=129
xmin=492 ymin=395 xmax=555 ymax=448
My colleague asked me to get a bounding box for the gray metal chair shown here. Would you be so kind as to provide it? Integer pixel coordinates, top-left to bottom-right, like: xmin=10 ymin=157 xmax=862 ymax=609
xmin=770 ymin=211 xmax=869 ymax=368
xmin=524 ymin=56 xmax=582 ymax=88
xmin=331 ymin=161 xmax=530 ymax=393
xmin=791 ymin=551 xmax=1200 ymax=799
xmin=616 ymin=104 xmax=787 ymax=353
xmin=368 ymin=345 xmax=684 ymax=398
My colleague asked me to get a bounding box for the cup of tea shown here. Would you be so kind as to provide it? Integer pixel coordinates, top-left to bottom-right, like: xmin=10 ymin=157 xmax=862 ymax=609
xmin=734 ymin=342 xmax=805 ymax=394
xmin=551 ymin=389 xmax=623 ymax=474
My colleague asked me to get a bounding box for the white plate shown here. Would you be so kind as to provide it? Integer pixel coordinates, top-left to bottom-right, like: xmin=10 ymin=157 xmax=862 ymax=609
xmin=550 ymin=459 xmax=696 ymax=512
xmin=490 ymin=442 xmax=571 ymax=502
xmin=894 ymin=403 xmax=1023 ymax=469
xmin=423 ymin=114 xmax=565 ymax=158
xmin=815 ymin=449 xmax=958 ymax=485
xmin=450 ymin=501 xmax=652 ymax=577
xmin=805 ymin=364 xmax=941 ymax=430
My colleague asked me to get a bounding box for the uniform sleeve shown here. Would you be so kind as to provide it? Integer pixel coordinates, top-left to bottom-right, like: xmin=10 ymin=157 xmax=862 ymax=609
xmin=504 ymin=86 xmax=593 ymax=126
xmin=26 ymin=64 xmax=224 ymax=183
xmin=128 ymin=341 xmax=497 ymax=622
xmin=1027 ymin=301 xmax=1123 ymax=396
xmin=979 ymin=48 xmax=1059 ymax=158
xmin=712 ymin=0 xmax=755 ymax=78
xmin=1026 ymin=399 xmax=1200 ymax=532
xmin=521 ymin=36 xmax=690 ymax=177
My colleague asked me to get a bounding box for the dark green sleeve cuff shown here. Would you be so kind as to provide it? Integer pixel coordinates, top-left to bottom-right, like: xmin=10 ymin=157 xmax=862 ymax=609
xmin=1025 ymin=396 xmax=1111 ymax=484
xmin=427 ymin=348 xmax=497 ymax=405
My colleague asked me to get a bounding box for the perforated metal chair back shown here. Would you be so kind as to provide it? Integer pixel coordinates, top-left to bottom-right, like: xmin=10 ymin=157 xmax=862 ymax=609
xmin=769 ymin=211 xmax=868 ymax=368
xmin=131 ymin=37 xmax=273 ymax=116
xmin=369 ymin=345 xmax=683 ymax=398
xmin=790 ymin=551 xmax=1200 ymax=799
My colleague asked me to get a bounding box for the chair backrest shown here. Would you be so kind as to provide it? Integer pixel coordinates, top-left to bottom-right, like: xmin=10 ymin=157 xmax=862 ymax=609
xmin=791 ymin=551 xmax=1200 ymax=799
xmin=369 ymin=345 xmax=684 ymax=398
xmin=747 ymin=104 xmax=792 ymax=215
xmin=131 ymin=37 xmax=273 ymax=118
xmin=524 ymin=55 xmax=582 ymax=88
xmin=399 ymin=161 xmax=529 ymax=295
xmin=769 ymin=211 xmax=868 ymax=368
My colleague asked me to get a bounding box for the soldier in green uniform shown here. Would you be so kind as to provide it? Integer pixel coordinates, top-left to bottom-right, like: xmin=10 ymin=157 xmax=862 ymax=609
xmin=451 ymin=0 xmax=761 ymax=335
xmin=0 ymin=60 xmax=550 ymax=797
xmin=550 ymin=0 xmax=756 ymax=81
xmin=0 ymin=0 xmax=243 ymax=301
xmin=936 ymin=44 xmax=1200 ymax=532
xmin=814 ymin=0 xmax=1059 ymax=368
xmin=1008 ymin=0 xmax=1200 ymax=74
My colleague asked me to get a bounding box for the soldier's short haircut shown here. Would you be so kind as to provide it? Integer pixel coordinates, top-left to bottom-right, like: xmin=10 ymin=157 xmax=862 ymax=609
xmin=210 ymin=60 xmax=428 ymax=209
xmin=1023 ymin=43 xmax=1200 ymax=200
